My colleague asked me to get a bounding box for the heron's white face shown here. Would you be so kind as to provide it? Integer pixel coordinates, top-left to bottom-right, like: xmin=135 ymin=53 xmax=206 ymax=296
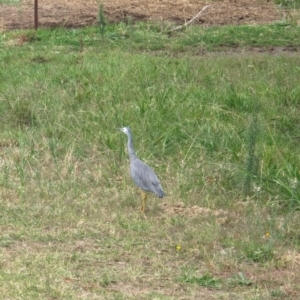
xmin=119 ymin=127 xmax=129 ymax=135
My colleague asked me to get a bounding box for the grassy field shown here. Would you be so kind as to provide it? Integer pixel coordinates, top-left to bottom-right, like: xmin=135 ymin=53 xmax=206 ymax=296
xmin=0 ymin=21 xmax=300 ymax=299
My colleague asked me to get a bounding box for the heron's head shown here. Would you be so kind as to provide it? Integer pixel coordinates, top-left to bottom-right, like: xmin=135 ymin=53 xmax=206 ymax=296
xmin=118 ymin=127 xmax=131 ymax=136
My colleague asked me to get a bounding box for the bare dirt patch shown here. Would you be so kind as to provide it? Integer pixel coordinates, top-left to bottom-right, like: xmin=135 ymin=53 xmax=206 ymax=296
xmin=1 ymin=0 xmax=283 ymax=31
xmin=160 ymin=201 xmax=231 ymax=224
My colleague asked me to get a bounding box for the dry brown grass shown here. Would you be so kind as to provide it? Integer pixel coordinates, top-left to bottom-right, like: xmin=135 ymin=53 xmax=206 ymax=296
xmin=1 ymin=147 xmax=300 ymax=299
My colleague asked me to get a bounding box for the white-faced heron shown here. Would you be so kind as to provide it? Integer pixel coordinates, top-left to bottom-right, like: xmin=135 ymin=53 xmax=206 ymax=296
xmin=118 ymin=127 xmax=165 ymax=212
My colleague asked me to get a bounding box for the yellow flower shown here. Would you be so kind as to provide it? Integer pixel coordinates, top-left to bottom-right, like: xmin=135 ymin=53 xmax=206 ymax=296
xmin=265 ymin=232 xmax=270 ymax=238
xmin=176 ymin=245 xmax=181 ymax=250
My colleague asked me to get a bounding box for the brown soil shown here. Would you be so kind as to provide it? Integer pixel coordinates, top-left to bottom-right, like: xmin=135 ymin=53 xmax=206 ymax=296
xmin=1 ymin=0 xmax=283 ymax=31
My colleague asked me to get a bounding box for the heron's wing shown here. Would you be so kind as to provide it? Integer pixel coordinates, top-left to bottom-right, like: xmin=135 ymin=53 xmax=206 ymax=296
xmin=130 ymin=159 xmax=163 ymax=193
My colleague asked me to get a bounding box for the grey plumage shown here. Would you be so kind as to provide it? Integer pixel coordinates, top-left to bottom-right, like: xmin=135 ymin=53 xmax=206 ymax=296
xmin=118 ymin=127 xmax=164 ymax=211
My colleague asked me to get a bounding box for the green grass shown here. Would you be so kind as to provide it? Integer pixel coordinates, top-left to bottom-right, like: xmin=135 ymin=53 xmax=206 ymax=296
xmin=2 ymin=22 xmax=299 ymax=54
xmin=0 ymin=0 xmax=22 ymax=5
xmin=0 ymin=23 xmax=300 ymax=299
xmin=274 ymin=0 xmax=300 ymax=8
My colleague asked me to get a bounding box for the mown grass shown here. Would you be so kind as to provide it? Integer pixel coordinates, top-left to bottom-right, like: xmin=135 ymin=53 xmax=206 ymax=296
xmin=0 ymin=22 xmax=300 ymax=299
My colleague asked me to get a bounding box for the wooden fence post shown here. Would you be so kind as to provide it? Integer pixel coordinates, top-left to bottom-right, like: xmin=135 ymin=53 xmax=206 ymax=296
xmin=34 ymin=0 xmax=38 ymax=30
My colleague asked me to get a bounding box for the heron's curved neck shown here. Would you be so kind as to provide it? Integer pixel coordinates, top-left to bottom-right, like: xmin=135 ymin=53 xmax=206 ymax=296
xmin=127 ymin=134 xmax=137 ymax=161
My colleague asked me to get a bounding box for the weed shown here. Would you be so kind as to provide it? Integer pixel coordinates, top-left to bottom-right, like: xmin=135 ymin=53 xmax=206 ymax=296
xmin=229 ymin=272 xmax=252 ymax=287
xmin=180 ymin=272 xmax=221 ymax=288
xmin=242 ymin=242 xmax=274 ymax=263
xmin=244 ymin=113 xmax=260 ymax=197
xmin=270 ymin=288 xmax=286 ymax=298
xmin=98 ymin=3 xmax=107 ymax=36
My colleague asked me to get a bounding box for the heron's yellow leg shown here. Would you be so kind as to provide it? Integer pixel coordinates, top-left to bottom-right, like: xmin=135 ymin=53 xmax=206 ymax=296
xmin=140 ymin=191 xmax=147 ymax=212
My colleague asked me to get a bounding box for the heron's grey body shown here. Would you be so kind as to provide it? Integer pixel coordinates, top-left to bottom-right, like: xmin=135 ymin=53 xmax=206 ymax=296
xmin=130 ymin=157 xmax=165 ymax=198
xmin=118 ymin=127 xmax=164 ymax=211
